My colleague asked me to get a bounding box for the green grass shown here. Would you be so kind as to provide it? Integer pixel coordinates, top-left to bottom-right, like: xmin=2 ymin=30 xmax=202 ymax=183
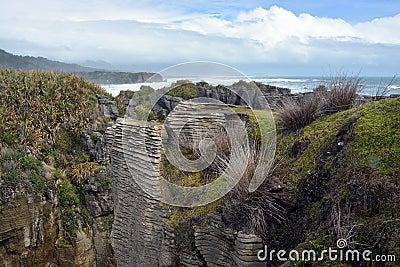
xmin=276 ymin=97 xmax=400 ymax=183
xmin=344 ymin=98 xmax=400 ymax=176
xmin=291 ymin=109 xmax=356 ymax=181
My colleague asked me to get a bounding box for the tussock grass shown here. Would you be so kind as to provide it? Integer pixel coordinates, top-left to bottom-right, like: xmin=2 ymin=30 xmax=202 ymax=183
xmin=321 ymin=75 xmax=362 ymax=113
xmin=276 ymin=94 xmax=321 ymax=132
xmin=277 ymin=75 xmax=362 ymax=132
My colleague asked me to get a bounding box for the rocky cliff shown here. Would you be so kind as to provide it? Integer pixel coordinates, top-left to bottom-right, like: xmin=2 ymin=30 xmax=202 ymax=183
xmin=0 ymin=92 xmax=116 ymax=266
xmin=0 ymin=179 xmax=114 ymax=267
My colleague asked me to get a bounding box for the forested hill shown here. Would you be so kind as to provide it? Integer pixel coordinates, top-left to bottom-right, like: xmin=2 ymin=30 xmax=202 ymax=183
xmin=0 ymin=49 xmax=163 ymax=84
xmin=0 ymin=49 xmax=94 ymax=72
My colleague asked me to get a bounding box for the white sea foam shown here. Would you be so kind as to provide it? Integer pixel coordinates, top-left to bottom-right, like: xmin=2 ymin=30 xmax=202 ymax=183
xmin=101 ymin=77 xmax=245 ymax=96
xmin=102 ymin=81 xmax=172 ymax=96
xmin=388 ymin=85 xmax=400 ymax=90
xmin=102 ymin=76 xmax=400 ymax=97
xmin=254 ymin=78 xmax=309 ymax=83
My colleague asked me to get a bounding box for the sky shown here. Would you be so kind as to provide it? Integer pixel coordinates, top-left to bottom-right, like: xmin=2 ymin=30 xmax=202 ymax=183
xmin=1 ymin=0 xmax=400 ymax=76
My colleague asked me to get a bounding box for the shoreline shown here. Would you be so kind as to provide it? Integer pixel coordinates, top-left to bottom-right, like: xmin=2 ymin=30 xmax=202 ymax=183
xmin=101 ymin=76 xmax=400 ymax=97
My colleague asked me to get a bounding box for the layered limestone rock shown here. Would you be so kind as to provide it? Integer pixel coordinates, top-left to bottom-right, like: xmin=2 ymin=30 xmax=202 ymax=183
xmin=82 ymin=171 xmax=115 ymax=267
xmin=194 ymin=213 xmax=264 ymax=267
xmin=107 ymin=120 xmax=175 ymax=266
xmin=164 ymin=100 xmax=232 ymax=145
xmin=0 ymin=177 xmax=114 ymax=267
xmin=107 ymin=105 xmax=265 ymax=266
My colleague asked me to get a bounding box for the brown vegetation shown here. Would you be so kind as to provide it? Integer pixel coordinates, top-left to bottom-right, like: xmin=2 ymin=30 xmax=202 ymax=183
xmin=277 ymin=75 xmax=362 ymax=132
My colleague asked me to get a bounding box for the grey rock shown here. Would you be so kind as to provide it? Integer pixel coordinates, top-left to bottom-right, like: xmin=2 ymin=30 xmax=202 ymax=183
xmin=97 ymin=94 xmax=119 ymax=121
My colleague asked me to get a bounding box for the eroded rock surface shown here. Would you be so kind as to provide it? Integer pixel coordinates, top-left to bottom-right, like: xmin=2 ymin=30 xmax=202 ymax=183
xmin=107 ymin=115 xmax=265 ymax=267
xmin=107 ymin=120 xmax=172 ymax=266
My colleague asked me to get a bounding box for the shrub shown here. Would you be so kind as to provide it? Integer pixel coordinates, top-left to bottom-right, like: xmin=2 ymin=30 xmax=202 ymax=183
xmin=2 ymin=132 xmax=15 ymax=145
xmin=2 ymin=168 xmax=21 ymax=185
xmin=58 ymin=180 xmax=80 ymax=206
xmin=0 ymin=150 xmax=47 ymax=191
xmin=29 ymin=173 xmax=48 ymax=192
xmin=68 ymin=161 xmax=100 ymax=184
xmin=166 ymin=82 xmax=198 ymax=99
xmin=0 ymin=69 xmax=107 ymax=147
xmin=192 ymin=123 xmax=285 ymax=236
xmin=53 ymin=170 xmax=64 ymax=180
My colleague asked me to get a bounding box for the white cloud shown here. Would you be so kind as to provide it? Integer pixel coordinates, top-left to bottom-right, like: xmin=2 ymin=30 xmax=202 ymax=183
xmin=355 ymin=14 xmax=400 ymax=44
xmin=176 ymin=6 xmax=400 ymax=48
xmin=1 ymin=2 xmax=399 ymax=74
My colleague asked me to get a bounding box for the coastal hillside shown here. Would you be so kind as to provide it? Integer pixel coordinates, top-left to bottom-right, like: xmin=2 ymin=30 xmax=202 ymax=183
xmin=263 ymin=96 xmax=400 ymax=265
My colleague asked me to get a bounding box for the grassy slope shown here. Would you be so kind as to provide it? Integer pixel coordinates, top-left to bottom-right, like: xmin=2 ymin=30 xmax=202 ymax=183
xmin=269 ymin=98 xmax=400 ymax=265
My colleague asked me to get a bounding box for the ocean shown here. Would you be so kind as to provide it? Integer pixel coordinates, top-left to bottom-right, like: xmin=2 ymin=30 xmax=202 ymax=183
xmin=102 ymin=76 xmax=400 ymax=97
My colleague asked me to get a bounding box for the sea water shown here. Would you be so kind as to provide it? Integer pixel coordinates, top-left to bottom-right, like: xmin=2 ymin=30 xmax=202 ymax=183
xmin=102 ymin=76 xmax=400 ymax=97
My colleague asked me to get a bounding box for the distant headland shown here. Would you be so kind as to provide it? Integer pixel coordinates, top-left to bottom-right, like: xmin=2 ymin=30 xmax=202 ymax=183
xmin=0 ymin=48 xmax=163 ymax=84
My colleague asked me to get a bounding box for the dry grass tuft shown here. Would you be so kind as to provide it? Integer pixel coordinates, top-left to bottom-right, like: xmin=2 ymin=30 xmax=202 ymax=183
xmin=276 ymin=94 xmax=321 ymax=132
xmin=277 ymin=75 xmax=362 ymax=132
